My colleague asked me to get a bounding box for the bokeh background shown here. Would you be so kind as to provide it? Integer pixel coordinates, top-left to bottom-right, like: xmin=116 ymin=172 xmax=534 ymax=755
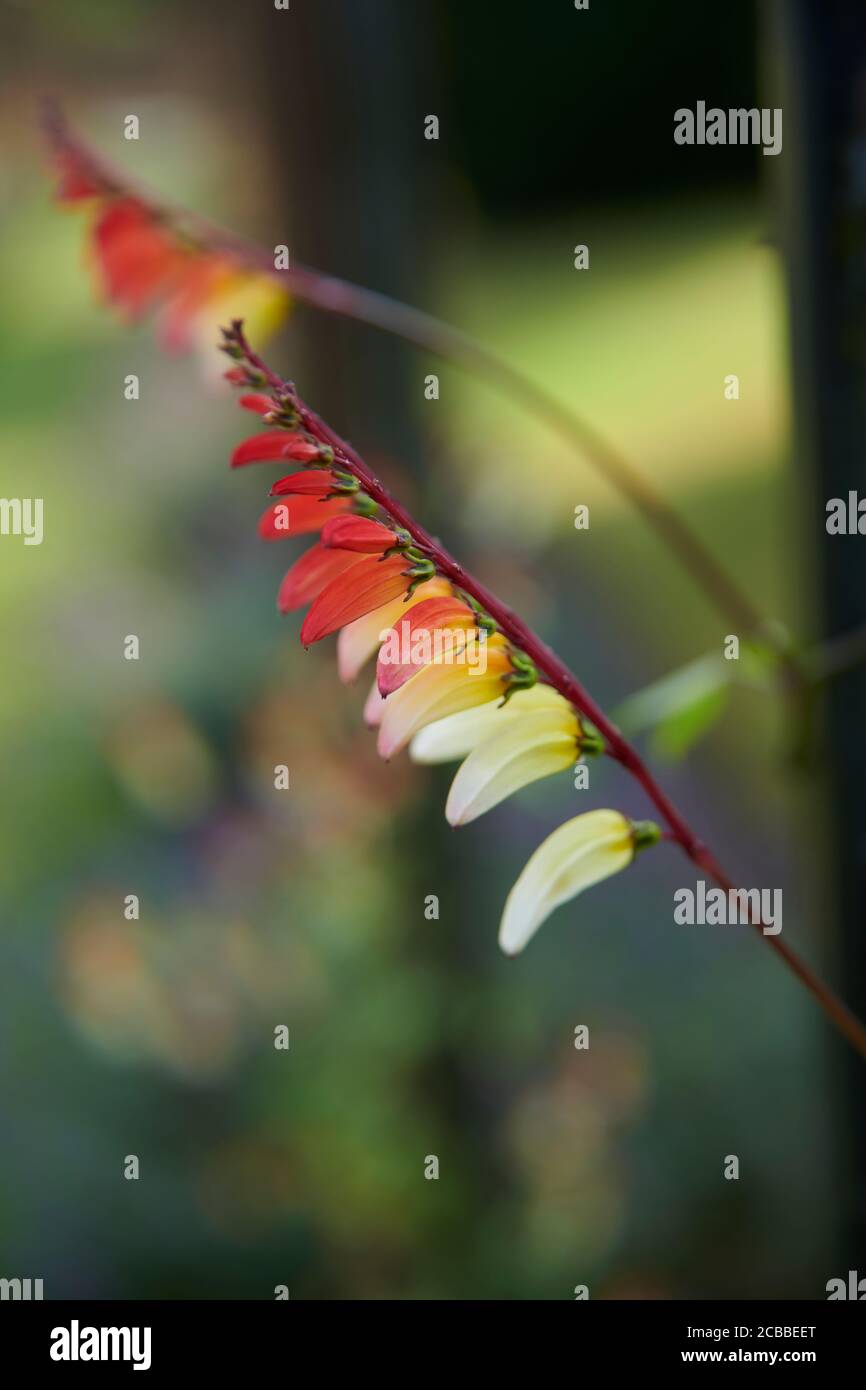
xmin=0 ymin=0 xmax=860 ymax=1298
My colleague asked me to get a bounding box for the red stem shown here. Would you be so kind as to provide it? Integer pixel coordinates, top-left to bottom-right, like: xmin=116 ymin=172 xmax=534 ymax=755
xmin=227 ymin=322 xmax=866 ymax=1064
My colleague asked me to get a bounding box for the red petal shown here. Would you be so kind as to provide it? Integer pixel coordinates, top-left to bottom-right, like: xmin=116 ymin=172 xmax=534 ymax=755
xmin=232 ymin=430 xmax=325 ymax=467
xmin=92 ymin=199 xmax=187 ymax=318
xmin=258 ymin=495 xmax=351 ymax=539
xmin=53 ymin=149 xmax=104 ymax=202
xmin=277 ymin=543 xmax=361 ymax=613
xmin=320 ymin=515 xmax=394 ymax=552
xmin=158 ymin=255 xmax=231 ymax=352
xmin=300 ymin=555 xmax=412 ymax=643
xmin=270 ymin=471 xmax=336 ymax=497
xmin=238 ymin=393 xmax=275 ymax=415
xmin=376 ymin=596 xmax=476 ymax=695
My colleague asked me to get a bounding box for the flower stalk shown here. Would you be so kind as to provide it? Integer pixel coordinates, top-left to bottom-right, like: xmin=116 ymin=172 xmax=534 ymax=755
xmin=222 ymin=319 xmax=866 ymax=1064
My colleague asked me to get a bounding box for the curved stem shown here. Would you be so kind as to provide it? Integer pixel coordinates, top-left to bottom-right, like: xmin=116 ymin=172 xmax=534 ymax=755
xmin=226 ymin=322 xmax=866 ymax=1064
xmin=44 ymin=101 xmax=791 ymax=657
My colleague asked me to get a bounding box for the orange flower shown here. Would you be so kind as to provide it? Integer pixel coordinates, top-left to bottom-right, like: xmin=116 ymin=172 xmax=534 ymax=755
xmin=277 ymin=543 xmax=361 ymax=614
xmin=300 ymin=555 xmax=415 ymax=644
xmin=376 ymin=595 xmax=480 ymax=696
xmin=48 ymin=133 xmax=289 ymax=371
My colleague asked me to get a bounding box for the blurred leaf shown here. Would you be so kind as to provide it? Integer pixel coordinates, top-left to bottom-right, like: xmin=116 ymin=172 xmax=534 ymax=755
xmin=650 ymin=685 xmax=729 ymax=760
xmin=613 ymin=654 xmax=730 ymax=760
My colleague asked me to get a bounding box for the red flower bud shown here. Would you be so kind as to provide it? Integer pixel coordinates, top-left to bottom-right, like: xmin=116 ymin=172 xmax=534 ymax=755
xmin=270 ymin=471 xmax=338 ymax=497
xmin=320 ymin=515 xmax=395 ymax=552
xmin=232 ymin=430 xmax=328 ymax=468
xmin=238 ymin=393 xmax=276 ymax=416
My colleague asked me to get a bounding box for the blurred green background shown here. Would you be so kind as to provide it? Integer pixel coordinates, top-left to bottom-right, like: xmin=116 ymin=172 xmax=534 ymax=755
xmin=0 ymin=0 xmax=841 ymax=1298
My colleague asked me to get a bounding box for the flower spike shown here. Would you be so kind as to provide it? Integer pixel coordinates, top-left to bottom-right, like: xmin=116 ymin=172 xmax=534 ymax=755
xmin=207 ymin=322 xmax=866 ymax=1077
xmin=220 ymin=325 xmax=647 ymax=947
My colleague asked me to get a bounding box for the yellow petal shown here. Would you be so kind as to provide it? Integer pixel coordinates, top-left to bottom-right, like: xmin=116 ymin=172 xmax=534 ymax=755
xmin=409 ymin=683 xmax=571 ymax=764
xmin=197 ymin=274 xmax=288 ymax=383
xmin=337 ymin=578 xmax=451 ymax=683
xmin=377 ymin=639 xmax=514 ymax=759
xmin=499 ymin=810 xmax=635 ymax=956
xmin=446 ymin=707 xmax=579 ymax=825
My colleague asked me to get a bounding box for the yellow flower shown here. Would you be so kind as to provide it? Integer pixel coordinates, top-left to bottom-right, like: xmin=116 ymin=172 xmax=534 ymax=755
xmin=377 ymin=635 xmax=516 ymax=759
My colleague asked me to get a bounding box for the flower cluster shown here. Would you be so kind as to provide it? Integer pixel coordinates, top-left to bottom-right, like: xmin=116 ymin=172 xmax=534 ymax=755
xmin=48 ymin=127 xmax=286 ymax=368
xmin=225 ymin=331 xmax=660 ymax=953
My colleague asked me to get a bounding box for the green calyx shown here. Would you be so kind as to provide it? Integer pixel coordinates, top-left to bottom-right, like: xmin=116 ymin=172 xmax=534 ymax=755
xmin=631 ymin=820 xmax=662 ymax=854
xmin=264 ymin=405 xmax=301 ymax=430
xmin=381 ymin=531 xmax=414 ymax=560
xmin=463 ymin=595 xmax=499 ymax=636
xmin=405 ymin=556 xmax=437 ymax=596
xmin=578 ymin=728 xmax=605 ymax=757
xmin=325 ymin=470 xmax=360 ymax=497
xmin=500 ymin=649 xmax=538 ymax=703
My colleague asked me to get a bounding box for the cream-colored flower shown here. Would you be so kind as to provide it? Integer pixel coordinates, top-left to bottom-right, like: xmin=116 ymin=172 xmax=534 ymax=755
xmin=409 ymin=683 xmax=569 ymax=765
xmin=446 ymin=705 xmax=585 ymax=826
xmin=499 ymin=810 xmax=646 ymax=956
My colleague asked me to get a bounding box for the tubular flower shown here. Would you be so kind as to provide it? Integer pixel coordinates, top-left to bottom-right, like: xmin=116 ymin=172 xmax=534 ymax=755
xmin=445 ymin=704 xmax=602 ymax=826
xmin=46 ymin=125 xmax=288 ymax=369
xmin=376 ymin=595 xmax=481 ymax=697
xmin=377 ymin=635 xmax=518 ymax=760
xmin=336 ymin=579 xmax=452 ymax=683
xmin=500 ymin=812 xmax=660 ymax=955
xmin=277 ymin=542 xmax=360 ymax=613
xmin=270 ymin=471 xmax=347 ymax=498
xmin=232 ymin=431 xmax=333 ymax=468
xmin=320 ymin=516 xmax=395 ymax=553
xmin=222 ymin=324 xmax=663 ymax=955
xmin=409 ymin=684 xmax=572 ymax=764
xmin=301 ymin=555 xmax=419 ymax=645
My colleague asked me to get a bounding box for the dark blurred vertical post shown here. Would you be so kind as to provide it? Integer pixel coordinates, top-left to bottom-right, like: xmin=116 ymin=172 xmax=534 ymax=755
xmin=253 ymin=2 xmax=496 ymax=1280
xmin=771 ymin=0 xmax=866 ymax=1261
xmin=254 ymin=0 xmax=440 ymax=460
